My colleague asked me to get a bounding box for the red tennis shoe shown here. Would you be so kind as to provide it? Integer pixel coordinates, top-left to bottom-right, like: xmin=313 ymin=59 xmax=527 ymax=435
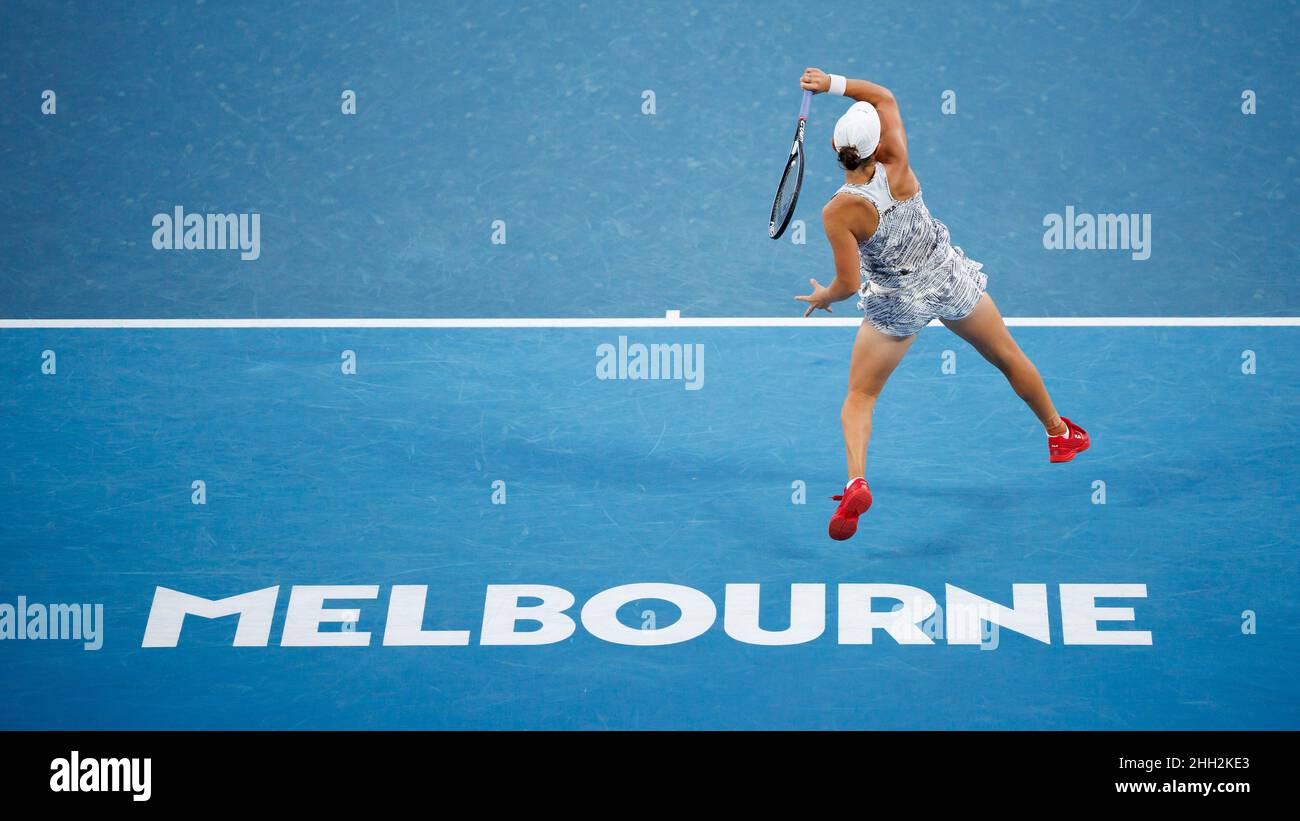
xmin=828 ymin=477 xmax=873 ymax=540
xmin=1049 ymin=417 xmax=1090 ymax=463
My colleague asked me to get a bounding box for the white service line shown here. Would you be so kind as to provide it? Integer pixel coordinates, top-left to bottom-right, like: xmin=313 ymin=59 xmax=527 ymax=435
xmin=0 ymin=316 xmax=1298 ymax=329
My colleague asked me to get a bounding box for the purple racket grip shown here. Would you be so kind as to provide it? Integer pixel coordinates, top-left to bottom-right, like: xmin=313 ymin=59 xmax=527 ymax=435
xmin=799 ymin=89 xmax=812 ymax=121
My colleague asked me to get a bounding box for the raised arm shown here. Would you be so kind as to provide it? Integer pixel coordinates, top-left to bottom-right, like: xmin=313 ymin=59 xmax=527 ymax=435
xmin=800 ymin=68 xmax=909 ymax=169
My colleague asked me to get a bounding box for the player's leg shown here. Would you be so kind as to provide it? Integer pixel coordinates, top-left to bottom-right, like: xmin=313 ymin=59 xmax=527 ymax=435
xmin=940 ymin=293 xmax=1062 ymax=433
xmin=842 ymin=319 xmax=916 ymax=481
xmin=941 ymin=292 xmax=1090 ymax=461
xmin=829 ymin=319 xmax=915 ymax=540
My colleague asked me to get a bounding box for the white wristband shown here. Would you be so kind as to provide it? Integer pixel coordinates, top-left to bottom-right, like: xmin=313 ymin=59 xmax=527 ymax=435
xmin=828 ymin=73 xmax=848 ymax=96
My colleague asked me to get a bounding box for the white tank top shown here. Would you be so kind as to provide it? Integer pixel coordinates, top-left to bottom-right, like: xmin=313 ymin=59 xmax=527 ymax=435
xmin=835 ymin=163 xmax=956 ymax=283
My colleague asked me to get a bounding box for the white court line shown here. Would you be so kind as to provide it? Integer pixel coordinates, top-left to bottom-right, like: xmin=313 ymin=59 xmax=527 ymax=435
xmin=0 ymin=316 xmax=1298 ymax=329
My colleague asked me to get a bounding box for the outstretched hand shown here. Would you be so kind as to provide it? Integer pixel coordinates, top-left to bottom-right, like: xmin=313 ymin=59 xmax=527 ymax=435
xmin=795 ymin=278 xmax=834 ymax=317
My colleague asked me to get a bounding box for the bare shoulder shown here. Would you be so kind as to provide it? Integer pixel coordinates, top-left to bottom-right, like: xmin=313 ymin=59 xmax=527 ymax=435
xmin=824 ymin=191 xmax=878 ymax=239
xmin=882 ymin=161 xmax=920 ymax=200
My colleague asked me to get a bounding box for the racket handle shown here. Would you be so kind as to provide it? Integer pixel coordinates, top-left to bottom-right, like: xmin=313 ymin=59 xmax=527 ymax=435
xmin=799 ymin=89 xmax=812 ymax=120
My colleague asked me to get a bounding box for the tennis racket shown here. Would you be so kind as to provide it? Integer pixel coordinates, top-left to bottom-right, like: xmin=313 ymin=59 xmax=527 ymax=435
xmin=767 ymin=89 xmax=813 ymax=239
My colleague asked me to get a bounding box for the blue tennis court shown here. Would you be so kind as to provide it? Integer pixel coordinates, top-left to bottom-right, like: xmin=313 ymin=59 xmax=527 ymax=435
xmin=1 ymin=0 xmax=1297 ymax=730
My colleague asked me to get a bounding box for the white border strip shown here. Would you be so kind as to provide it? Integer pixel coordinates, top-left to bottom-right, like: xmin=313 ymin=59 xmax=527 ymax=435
xmin=0 ymin=316 xmax=1297 ymax=329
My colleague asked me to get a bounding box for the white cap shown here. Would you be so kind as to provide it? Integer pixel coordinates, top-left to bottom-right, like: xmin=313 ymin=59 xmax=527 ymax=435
xmin=832 ymin=101 xmax=881 ymax=159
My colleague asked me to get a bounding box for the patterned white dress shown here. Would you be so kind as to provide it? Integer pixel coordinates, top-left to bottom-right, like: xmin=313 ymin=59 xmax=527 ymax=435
xmin=835 ymin=163 xmax=987 ymax=336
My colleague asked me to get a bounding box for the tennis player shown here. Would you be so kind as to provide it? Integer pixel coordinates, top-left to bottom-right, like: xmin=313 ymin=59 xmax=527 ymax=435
xmin=794 ymin=68 xmax=1089 ymax=541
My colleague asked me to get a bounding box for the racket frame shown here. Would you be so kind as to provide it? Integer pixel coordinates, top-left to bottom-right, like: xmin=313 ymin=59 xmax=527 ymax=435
xmin=768 ymin=90 xmax=813 ymax=239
